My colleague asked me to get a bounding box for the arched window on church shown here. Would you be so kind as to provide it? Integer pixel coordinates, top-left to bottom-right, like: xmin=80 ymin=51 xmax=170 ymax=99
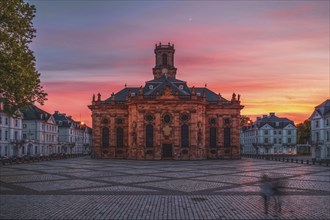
xmin=224 ymin=127 xmax=231 ymax=148
xmin=181 ymin=124 xmax=189 ymax=148
xmin=102 ymin=127 xmax=109 ymax=148
xmin=210 ymin=127 xmax=217 ymax=148
xmin=146 ymin=124 xmax=153 ymax=148
xmin=116 ymin=127 xmax=123 ymax=148
xmin=162 ymin=54 xmax=167 ymax=65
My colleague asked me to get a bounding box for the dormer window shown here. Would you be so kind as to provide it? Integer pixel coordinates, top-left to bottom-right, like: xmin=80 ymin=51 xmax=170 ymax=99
xmin=131 ymin=92 xmax=136 ymax=97
xmin=196 ymin=92 xmax=201 ymax=96
xmin=149 ymin=85 xmax=153 ymax=90
xmin=179 ymin=85 xmax=183 ymax=90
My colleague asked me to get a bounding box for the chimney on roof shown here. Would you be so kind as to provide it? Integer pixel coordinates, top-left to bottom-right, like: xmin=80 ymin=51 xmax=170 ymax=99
xmin=55 ymin=111 xmax=59 ymax=114
xmin=262 ymin=115 xmax=267 ymax=118
xmin=270 ymin=112 xmax=275 ymax=116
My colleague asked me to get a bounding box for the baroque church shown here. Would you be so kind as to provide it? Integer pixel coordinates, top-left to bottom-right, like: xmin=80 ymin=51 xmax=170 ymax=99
xmin=89 ymin=43 xmax=243 ymax=160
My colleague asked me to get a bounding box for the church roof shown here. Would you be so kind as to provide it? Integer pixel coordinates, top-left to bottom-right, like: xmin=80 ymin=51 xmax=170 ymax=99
xmin=104 ymin=76 xmax=230 ymax=103
xmin=104 ymin=87 xmax=139 ymax=102
xmin=144 ymin=75 xmax=190 ymax=96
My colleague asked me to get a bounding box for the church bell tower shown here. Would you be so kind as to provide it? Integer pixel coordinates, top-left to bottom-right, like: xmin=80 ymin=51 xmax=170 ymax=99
xmin=153 ymin=42 xmax=177 ymax=79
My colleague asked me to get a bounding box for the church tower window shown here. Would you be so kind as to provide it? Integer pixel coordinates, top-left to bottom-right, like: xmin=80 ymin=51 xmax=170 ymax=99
xmin=162 ymin=53 xmax=167 ymax=65
xmin=146 ymin=124 xmax=153 ymax=148
xmin=102 ymin=127 xmax=109 ymax=148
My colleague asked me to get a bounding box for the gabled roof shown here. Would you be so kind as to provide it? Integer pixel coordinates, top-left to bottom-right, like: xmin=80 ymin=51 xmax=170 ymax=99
xmin=257 ymin=114 xmax=295 ymax=129
xmin=53 ymin=111 xmax=71 ymax=127
xmin=144 ymin=75 xmax=190 ymax=96
xmin=314 ymin=99 xmax=330 ymax=117
xmin=20 ymin=105 xmax=52 ymax=122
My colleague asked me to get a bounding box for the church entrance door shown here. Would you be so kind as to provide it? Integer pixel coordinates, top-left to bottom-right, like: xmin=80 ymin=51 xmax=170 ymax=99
xmin=162 ymin=144 xmax=172 ymax=159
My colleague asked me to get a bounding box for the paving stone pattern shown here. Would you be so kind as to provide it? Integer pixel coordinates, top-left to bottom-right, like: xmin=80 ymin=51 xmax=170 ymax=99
xmin=0 ymin=157 xmax=329 ymax=219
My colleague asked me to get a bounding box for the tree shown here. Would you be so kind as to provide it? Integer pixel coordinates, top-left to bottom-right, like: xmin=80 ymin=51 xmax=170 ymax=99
xmin=296 ymin=119 xmax=311 ymax=144
xmin=240 ymin=115 xmax=252 ymax=127
xmin=0 ymin=0 xmax=47 ymax=116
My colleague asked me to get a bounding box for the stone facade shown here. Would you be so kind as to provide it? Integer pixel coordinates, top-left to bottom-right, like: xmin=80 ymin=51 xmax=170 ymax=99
xmin=89 ymin=43 xmax=243 ymax=160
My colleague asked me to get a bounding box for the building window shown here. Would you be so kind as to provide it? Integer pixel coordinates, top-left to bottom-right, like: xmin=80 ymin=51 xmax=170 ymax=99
xmin=264 ymin=130 xmax=268 ymax=135
xmin=145 ymin=114 xmax=154 ymax=121
xmin=116 ymin=118 xmax=123 ymax=124
xmin=101 ymin=127 xmax=109 ymax=148
xmin=146 ymin=124 xmax=153 ymax=148
xmin=116 ymin=127 xmax=124 ymax=148
xmin=288 ymin=138 xmax=291 ymax=144
xmin=180 ymin=114 xmax=189 ymax=122
xmin=279 ymin=131 xmax=282 ymax=135
xmin=15 ymin=120 xmax=18 ymax=127
xmin=35 ymin=146 xmax=38 ymax=154
xmin=181 ymin=124 xmax=189 ymax=148
xmin=102 ymin=118 xmax=109 ymax=124
xmin=210 ymin=127 xmax=217 ymax=148
xmin=316 ymin=121 xmax=319 ymax=128
xmin=288 ymin=130 xmax=291 ymax=135
xmin=14 ymin=131 xmax=18 ymax=140
xmin=163 ymin=114 xmax=171 ymax=124
xmin=316 ymin=132 xmax=319 ymax=142
xmin=327 ymin=131 xmax=329 ymax=141
xmin=162 ymin=53 xmax=167 ymax=65
xmin=326 ymin=119 xmax=329 ymax=126
xmin=265 ymin=138 xmax=268 ymax=143
xmin=23 ymin=124 xmax=27 ymax=128
xmin=5 ymin=131 xmax=8 ymax=140
xmin=274 ymin=138 xmax=277 ymax=144
xmin=274 ymin=130 xmax=277 ymax=135
xmin=5 ymin=118 xmax=8 ymax=125
xmin=0 ymin=116 xmax=2 ymax=124
xmin=224 ymin=127 xmax=231 ymax=148
xmin=0 ymin=129 xmax=2 ymax=140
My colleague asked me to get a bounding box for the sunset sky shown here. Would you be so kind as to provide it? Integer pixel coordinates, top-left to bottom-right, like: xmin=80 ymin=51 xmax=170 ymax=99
xmin=27 ymin=0 xmax=329 ymax=127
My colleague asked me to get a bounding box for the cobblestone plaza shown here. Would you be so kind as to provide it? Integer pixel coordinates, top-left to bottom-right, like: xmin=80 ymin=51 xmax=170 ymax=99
xmin=0 ymin=157 xmax=329 ymax=219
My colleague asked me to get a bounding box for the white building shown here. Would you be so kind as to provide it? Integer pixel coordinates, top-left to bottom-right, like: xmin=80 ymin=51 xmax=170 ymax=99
xmin=241 ymin=113 xmax=297 ymax=155
xmin=310 ymin=99 xmax=330 ymax=160
xmin=21 ymin=105 xmax=59 ymax=156
xmin=0 ymin=99 xmax=23 ymax=157
xmin=53 ymin=111 xmax=92 ymax=154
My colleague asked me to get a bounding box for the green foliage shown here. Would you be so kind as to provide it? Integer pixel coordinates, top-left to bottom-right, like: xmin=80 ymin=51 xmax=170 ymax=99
xmin=240 ymin=115 xmax=252 ymax=127
xmin=0 ymin=0 xmax=47 ymax=116
xmin=296 ymin=119 xmax=311 ymax=144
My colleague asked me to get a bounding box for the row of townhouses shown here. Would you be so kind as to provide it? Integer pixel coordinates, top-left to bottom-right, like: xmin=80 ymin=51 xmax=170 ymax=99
xmin=240 ymin=113 xmax=297 ymax=155
xmin=240 ymin=99 xmax=330 ymax=160
xmin=0 ymin=100 xmax=92 ymax=157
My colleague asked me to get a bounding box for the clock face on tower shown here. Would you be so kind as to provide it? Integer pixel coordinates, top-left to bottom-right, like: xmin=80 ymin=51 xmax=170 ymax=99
xmin=162 ymin=68 xmax=168 ymax=74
